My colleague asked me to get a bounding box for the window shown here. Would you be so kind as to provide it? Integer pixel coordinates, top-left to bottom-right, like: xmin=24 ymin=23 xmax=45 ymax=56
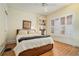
xmin=51 ymin=14 xmax=73 ymax=36
xmin=60 ymin=17 xmax=65 ymax=25
xmin=67 ymin=15 xmax=72 ymax=25
xmin=61 ymin=27 xmax=65 ymax=34
xmin=51 ymin=20 xmax=54 ymax=26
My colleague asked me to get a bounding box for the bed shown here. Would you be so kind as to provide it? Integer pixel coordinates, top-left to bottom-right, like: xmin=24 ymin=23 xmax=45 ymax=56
xmin=13 ymin=29 xmax=54 ymax=56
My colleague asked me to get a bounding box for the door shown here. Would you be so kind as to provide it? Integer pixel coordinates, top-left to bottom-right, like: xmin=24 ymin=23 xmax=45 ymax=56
xmin=0 ymin=4 xmax=7 ymax=53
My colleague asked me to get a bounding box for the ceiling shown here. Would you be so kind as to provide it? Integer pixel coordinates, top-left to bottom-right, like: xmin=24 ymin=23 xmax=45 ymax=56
xmin=8 ymin=3 xmax=69 ymax=16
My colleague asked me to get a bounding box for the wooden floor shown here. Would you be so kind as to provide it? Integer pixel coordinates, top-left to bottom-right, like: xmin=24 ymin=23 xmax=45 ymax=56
xmin=2 ymin=41 xmax=79 ymax=56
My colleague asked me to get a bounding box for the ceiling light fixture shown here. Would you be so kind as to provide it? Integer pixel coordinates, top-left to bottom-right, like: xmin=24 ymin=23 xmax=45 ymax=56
xmin=42 ymin=3 xmax=48 ymax=12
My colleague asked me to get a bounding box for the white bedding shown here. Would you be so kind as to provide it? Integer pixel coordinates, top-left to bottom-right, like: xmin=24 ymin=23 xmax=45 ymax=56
xmin=14 ymin=35 xmax=54 ymax=56
xmin=16 ymin=34 xmax=41 ymax=44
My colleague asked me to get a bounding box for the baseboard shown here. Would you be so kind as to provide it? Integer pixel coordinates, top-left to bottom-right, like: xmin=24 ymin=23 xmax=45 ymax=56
xmin=6 ymin=40 xmax=16 ymax=44
xmin=54 ymin=35 xmax=79 ymax=47
xmin=54 ymin=40 xmax=79 ymax=48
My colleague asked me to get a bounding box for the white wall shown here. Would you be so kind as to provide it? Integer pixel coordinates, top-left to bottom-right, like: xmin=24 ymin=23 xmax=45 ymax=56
xmin=7 ymin=7 xmax=40 ymax=43
xmin=0 ymin=4 xmax=8 ymax=52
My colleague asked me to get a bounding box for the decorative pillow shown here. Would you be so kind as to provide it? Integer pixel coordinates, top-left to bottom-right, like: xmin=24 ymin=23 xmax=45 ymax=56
xmin=28 ymin=29 xmax=36 ymax=34
xmin=18 ymin=29 xmax=28 ymax=35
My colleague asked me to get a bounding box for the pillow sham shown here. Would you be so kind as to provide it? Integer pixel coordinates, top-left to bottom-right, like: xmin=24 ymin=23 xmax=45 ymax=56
xmin=28 ymin=29 xmax=36 ymax=34
xmin=18 ymin=29 xmax=28 ymax=35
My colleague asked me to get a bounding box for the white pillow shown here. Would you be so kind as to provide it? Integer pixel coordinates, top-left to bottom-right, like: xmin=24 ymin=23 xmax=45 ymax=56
xmin=18 ymin=29 xmax=28 ymax=35
xmin=28 ymin=29 xmax=36 ymax=34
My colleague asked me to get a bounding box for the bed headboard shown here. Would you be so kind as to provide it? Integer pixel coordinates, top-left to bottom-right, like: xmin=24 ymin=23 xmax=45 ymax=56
xmin=16 ymin=29 xmax=20 ymax=35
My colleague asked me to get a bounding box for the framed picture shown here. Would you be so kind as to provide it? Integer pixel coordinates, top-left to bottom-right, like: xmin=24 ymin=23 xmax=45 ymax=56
xmin=23 ymin=20 xmax=31 ymax=29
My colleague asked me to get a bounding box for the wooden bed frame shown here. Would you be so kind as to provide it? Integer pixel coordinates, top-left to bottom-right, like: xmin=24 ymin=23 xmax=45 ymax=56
xmin=19 ymin=44 xmax=53 ymax=56
xmin=16 ymin=29 xmax=53 ymax=56
xmin=16 ymin=20 xmax=53 ymax=56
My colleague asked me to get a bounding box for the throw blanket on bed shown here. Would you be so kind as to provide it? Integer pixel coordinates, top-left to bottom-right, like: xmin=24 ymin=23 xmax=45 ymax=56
xmin=13 ymin=36 xmax=54 ymax=56
xmin=16 ymin=34 xmax=45 ymax=44
xmin=18 ymin=35 xmax=50 ymax=42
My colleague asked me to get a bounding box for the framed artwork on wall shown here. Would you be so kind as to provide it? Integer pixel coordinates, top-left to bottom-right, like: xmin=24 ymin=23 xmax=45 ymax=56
xmin=23 ymin=20 xmax=31 ymax=29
